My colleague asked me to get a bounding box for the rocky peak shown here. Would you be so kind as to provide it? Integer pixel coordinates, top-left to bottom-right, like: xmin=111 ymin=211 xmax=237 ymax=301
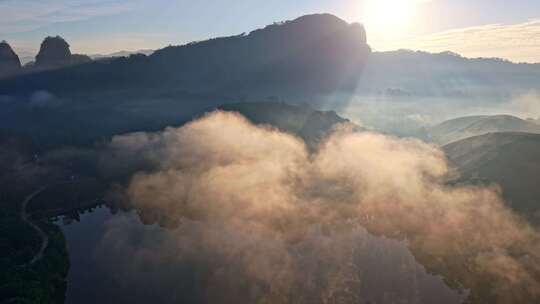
xmin=0 ymin=40 xmax=22 ymax=74
xmin=249 ymin=13 xmax=368 ymax=45
xmin=35 ymin=36 xmax=72 ymax=66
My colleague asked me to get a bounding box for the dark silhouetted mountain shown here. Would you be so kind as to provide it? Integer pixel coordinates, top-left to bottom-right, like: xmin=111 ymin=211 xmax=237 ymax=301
xmin=428 ymin=115 xmax=540 ymax=145
xmin=0 ymin=41 xmax=22 ymax=76
xmin=149 ymin=14 xmax=370 ymax=94
xmin=35 ymin=36 xmax=91 ymax=68
xmin=35 ymin=36 xmax=72 ymax=66
xmin=444 ymin=132 xmax=540 ymax=216
xmin=219 ymin=102 xmax=359 ymax=148
xmin=0 ymin=14 xmax=371 ymax=99
xmin=299 ymin=109 xmax=356 ymax=145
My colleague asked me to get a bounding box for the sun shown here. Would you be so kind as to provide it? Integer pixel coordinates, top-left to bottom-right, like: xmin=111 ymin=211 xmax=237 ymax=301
xmin=362 ymin=0 xmax=421 ymax=36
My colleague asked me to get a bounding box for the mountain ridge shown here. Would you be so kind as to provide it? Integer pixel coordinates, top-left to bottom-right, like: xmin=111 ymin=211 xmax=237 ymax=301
xmin=444 ymin=132 xmax=540 ymax=214
xmin=0 ymin=14 xmax=371 ymax=98
xmin=428 ymin=115 xmax=540 ymax=145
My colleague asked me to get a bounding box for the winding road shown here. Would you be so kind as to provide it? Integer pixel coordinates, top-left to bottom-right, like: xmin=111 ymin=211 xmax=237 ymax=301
xmin=20 ymin=185 xmax=51 ymax=265
xmin=21 ymin=181 xmax=74 ymax=265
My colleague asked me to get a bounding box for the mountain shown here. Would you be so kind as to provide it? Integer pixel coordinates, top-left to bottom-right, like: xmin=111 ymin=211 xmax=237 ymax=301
xmin=149 ymin=14 xmax=370 ymax=95
xmin=219 ymin=102 xmax=358 ymax=148
xmin=0 ymin=41 xmax=22 ymax=76
xmin=0 ymin=14 xmax=371 ymax=146
xmin=35 ymin=36 xmax=91 ymax=68
xmin=302 ymin=49 xmax=540 ymax=137
xmin=444 ymin=132 xmax=540 ymax=216
xmin=428 ymin=115 xmax=540 ymax=145
xmin=7 ymin=15 xmax=540 ymax=147
xmin=90 ymin=49 xmax=154 ymax=60
xmin=349 ymin=50 xmax=540 ymax=135
xmin=0 ymin=14 xmax=371 ymax=99
xmin=357 ymin=50 xmax=540 ymax=101
xmin=35 ymin=36 xmax=72 ymax=66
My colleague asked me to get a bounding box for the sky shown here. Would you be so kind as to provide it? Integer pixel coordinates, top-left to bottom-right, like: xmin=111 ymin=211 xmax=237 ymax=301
xmin=2 ymin=0 xmax=540 ymax=62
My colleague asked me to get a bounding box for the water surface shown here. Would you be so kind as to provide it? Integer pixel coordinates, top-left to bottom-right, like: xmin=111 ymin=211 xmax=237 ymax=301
xmin=60 ymin=207 xmax=466 ymax=304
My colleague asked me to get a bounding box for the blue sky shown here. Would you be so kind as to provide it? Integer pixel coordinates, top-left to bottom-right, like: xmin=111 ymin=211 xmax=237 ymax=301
xmin=2 ymin=0 xmax=540 ymax=62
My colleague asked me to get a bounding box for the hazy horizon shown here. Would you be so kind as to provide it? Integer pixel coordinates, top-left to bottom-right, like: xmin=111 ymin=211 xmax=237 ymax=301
xmin=3 ymin=0 xmax=540 ymax=63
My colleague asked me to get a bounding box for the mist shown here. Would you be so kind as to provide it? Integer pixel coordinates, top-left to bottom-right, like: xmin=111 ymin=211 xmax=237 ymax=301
xmin=505 ymin=90 xmax=540 ymax=119
xmin=100 ymin=111 xmax=540 ymax=303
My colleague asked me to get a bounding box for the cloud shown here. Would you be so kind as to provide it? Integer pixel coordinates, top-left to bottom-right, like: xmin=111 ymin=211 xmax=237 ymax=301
xmin=101 ymin=111 xmax=540 ymax=303
xmin=0 ymin=0 xmax=140 ymax=34
xmin=386 ymin=19 xmax=540 ymax=63
xmin=27 ymin=90 xmax=64 ymax=109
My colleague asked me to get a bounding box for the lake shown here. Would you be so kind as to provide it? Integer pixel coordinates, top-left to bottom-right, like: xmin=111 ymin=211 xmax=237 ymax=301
xmin=59 ymin=206 xmax=467 ymax=304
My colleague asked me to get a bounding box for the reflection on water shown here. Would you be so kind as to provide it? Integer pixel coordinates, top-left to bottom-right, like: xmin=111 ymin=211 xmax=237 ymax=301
xmin=60 ymin=207 xmax=466 ymax=304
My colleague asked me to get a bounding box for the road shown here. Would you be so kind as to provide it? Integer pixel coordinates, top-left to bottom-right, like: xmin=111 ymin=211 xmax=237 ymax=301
xmin=21 ymin=181 xmax=75 ymax=265
xmin=20 ymin=185 xmax=51 ymax=265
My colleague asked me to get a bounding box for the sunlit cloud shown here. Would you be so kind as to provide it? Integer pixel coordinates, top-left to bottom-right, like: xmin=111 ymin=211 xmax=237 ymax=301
xmin=382 ymin=19 xmax=540 ymax=63
xmin=102 ymin=110 xmax=540 ymax=302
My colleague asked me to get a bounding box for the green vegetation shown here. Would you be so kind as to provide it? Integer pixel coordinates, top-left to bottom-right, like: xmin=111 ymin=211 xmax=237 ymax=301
xmin=0 ymin=222 xmax=69 ymax=304
xmin=0 ymin=131 xmax=105 ymax=304
xmin=0 ymin=159 xmax=70 ymax=304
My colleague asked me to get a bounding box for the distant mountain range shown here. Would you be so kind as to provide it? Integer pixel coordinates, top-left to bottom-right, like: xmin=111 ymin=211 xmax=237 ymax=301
xmin=17 ymin=49 xmax=154 ymax=65
xmin=428 ymin=115 xmax=540 ymax=145
xmin=0 ymin=36 xmax=91 ymax=76
xmin=0 ymin=14 xmax=371 ymax=99
xmin=357 ymin=50 xmax=540 ymax=101
xmin=3 ymin=13 xmax=540 ymax=149
xmin=2 ymin=14 xmax=540 ymax=108
xmin=89 ymin=49 xmax=154 ymax=61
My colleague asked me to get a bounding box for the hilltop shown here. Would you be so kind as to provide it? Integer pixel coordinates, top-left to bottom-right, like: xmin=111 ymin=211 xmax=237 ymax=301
xmin=428 ymin=115 xmax=540 ymax=145
xmin=444 ymin=132 xmax=540 ymax=214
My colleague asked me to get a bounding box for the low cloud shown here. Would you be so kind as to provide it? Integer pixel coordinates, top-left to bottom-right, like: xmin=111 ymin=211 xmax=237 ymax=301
xmin=105 ymin=111 xmax=540 ymax=303
xmin=27 ymin=90 xmax=63 ymax=109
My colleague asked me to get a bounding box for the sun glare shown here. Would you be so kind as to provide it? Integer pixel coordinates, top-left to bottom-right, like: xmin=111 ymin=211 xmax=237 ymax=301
xmin=363 ymin=0 xmax=421 ymax=36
